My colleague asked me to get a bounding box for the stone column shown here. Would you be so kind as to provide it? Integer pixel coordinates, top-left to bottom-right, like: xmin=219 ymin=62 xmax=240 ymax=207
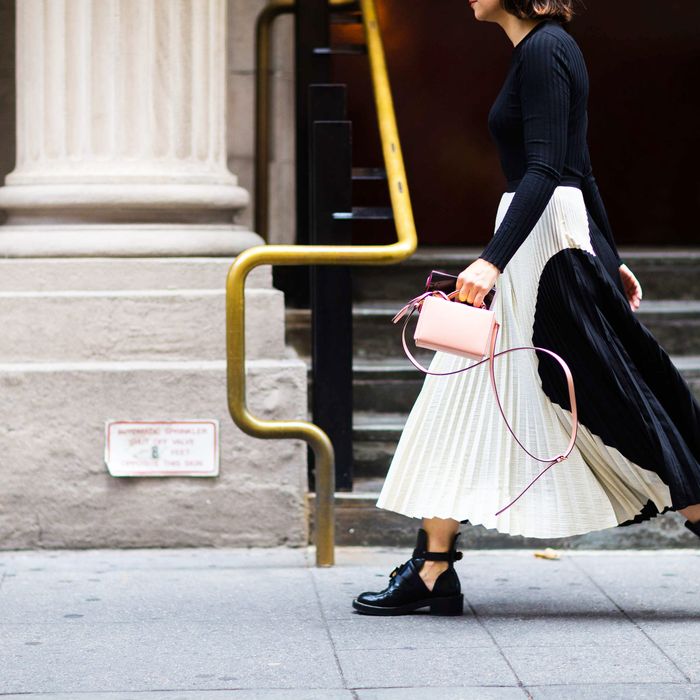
xmin=0 ymin=0 xmax=262 ymax=256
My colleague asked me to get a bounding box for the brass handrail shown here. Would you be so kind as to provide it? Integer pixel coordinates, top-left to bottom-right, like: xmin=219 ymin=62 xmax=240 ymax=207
xmin=229 ymin=0 xmax=417 ymax=566
xmin=255 ymin=0 xmax=357 ymax=241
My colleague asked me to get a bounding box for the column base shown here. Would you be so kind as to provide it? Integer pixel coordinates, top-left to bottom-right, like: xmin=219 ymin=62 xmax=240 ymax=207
xmin=0 ymin=224 xmax=265 ymax=257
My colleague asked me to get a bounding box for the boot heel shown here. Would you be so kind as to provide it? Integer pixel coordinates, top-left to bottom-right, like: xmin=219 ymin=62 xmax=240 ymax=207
xmin=429 ymin=593 xmax=464 ymax=616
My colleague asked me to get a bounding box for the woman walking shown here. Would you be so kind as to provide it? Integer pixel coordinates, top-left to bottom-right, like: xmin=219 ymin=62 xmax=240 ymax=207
xmin=352 ymin=0 xmax=700 ymax=616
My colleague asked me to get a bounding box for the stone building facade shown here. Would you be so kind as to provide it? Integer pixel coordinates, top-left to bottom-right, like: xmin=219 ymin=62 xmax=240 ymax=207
xmin=0 ymin=0 xmax=306 ymax=548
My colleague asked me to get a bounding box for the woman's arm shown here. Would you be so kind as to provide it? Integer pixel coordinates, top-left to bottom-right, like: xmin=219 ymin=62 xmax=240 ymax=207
xmin=479 ymin=33 xmax=571 ymax=272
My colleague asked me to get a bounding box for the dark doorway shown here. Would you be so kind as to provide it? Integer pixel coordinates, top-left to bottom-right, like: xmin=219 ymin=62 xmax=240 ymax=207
xmin=332 ymin=0 xmax=700 ymax=247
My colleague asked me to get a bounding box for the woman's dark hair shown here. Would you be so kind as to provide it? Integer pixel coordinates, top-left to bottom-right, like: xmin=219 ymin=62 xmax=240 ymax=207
xmin=501 ymin=0 xmax=577 ymax=23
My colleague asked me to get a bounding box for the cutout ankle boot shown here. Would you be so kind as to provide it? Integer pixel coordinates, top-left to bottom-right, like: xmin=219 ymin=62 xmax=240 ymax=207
xmin=352 ymin=527 xmax=464 ymax=616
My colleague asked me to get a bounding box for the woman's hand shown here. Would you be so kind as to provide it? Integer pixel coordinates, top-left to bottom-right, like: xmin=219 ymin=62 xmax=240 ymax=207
xmin=619 ymin=263 xmax=643 ymax=312
xmin=456 ymin=258 xmax=500 ymax=308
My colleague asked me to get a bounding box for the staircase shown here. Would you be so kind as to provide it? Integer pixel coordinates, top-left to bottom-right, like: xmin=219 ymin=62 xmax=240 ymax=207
xmin=295 ymin=246 xmax=700 ymax=548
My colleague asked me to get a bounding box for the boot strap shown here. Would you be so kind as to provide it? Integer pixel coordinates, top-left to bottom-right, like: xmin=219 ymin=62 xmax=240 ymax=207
xmin=412 ymin=548 xmax=463 ymax=562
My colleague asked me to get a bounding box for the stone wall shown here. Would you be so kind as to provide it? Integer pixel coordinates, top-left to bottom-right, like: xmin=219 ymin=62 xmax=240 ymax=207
xmin=0 ymin=0 xmax=308 ymax=549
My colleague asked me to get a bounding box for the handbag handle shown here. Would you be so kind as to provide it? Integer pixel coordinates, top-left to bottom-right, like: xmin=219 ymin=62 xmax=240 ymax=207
xmin=392 ymin=291 xmax=579 ymax=516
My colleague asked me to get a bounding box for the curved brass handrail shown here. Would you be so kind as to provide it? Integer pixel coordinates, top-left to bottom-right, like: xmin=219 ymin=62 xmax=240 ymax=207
xmin=229 ymin=0 xmax=417 ymax=566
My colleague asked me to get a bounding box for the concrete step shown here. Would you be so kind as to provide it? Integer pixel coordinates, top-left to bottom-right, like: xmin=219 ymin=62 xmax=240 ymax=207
xmin=352 ymin=411 xmax=407 ymax=479
xmin=0 ymin=288 xmax=287 ymax=362
xmin=0 ymin=258 xmax=272 ymax=291
xmin=301 ymin=359 xmax=424 ymax=416
xmin=351 ymin=247 xmax=700 ymax=302
xmin=287 ymin=299 xmax=700 ymax=360
xmin=307 ymin=485 xmax=700 ymax=548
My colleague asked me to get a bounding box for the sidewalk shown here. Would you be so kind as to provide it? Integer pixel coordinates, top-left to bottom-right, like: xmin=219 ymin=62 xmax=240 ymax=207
xmin=0 ymin=546 xmax=699 ymax=699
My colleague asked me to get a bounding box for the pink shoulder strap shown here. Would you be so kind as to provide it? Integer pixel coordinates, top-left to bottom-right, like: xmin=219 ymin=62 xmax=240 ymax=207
xmin=393 ymin=293 xmax=579 ymax=517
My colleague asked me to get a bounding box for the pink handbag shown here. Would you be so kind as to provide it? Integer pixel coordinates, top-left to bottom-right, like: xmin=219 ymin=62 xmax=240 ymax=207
xmin=391 ymin=274 xmax=579 ymax=517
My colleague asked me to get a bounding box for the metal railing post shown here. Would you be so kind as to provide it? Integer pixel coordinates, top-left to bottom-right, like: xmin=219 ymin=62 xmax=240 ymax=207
xmin=229 ymin=0 xmax=417 ymax=566
xmin=309 ymin=107 xmax=354 ymax=491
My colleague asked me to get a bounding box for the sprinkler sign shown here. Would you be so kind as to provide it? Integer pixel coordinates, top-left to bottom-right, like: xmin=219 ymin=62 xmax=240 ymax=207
xmin=104 ymin=420 xmax=219 ymax=477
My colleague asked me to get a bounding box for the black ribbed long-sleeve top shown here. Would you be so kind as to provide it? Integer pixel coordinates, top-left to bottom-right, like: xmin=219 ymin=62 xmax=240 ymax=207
xmin=479 ymin=19 xmax=622 ymax=272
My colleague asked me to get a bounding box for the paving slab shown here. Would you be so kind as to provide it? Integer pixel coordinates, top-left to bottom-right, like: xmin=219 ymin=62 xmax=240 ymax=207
xmin=0 ymin=621 xmax=342 ymax=693
xmin=0 ymin=693 xmax=353 ymax=700
xmin=355 ymin=689 xmax=527 ymax=700
xmin=323 ymin=614 xmax=497 ymax=651
xmin=501 ymin=640 xmax=687 ymax=686
xmin=525 ymin=683 xmax=700 ymax=699
xmin=657 ymin=647 xmax=700 ymax=684
xmin=335 ymin=646 xmax=518 ymax=688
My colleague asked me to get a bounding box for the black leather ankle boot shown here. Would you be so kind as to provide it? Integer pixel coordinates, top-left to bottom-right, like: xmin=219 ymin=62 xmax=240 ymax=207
xmin=352 ymin=527 xmax=464 ymax=616
xmin=685 ymin=519 xmax=700 ymax=538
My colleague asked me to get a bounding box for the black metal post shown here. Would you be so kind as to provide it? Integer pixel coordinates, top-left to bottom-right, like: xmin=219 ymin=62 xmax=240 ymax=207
xmin=272 ymin=0 xmax=331 ymax=306
xmin=296 ymin=0 xmax=330 ymax=247
xmin=308 ymin=87 xmax=354 ymax=492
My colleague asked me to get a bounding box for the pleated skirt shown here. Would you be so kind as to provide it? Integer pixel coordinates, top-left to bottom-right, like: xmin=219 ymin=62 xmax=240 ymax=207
xmin=375 ymin=185 xmax=700 ymax=538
